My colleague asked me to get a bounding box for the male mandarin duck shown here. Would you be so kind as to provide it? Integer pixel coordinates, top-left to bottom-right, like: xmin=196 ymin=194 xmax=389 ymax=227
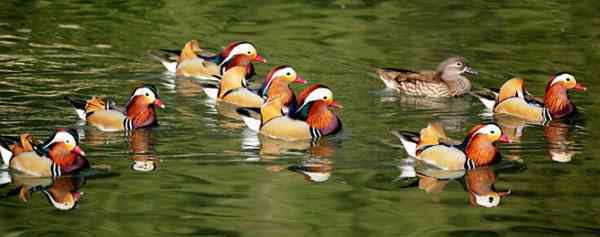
xmin=205 ymin=54 xmax=264 ymax=108
xmin=375 ymin=56 xmax=477 ymax=97
xmin=394 ymin=123 xmax=510 ymax=170
xmin=237 ymin=84 xmax=343 ymax=141
xmin=66 ymin=84 xmax=165 ymax=132
xmin=0 ymin=128 xmax=88 ymax=177
xmin=150 ymin=40 xmax=266 ymax=79
xmin=473 ymin=73 xmax=586 ymax=123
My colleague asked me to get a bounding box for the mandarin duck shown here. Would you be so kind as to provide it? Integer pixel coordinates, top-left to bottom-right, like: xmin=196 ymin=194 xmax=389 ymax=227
xmin=0 ymin=128 xmax=88 ymax=177
xmin=237 ymin=84 xmax=343 ymax=141
xmin=472 ymin=73 xmax=586 ymax=123
xmin=150 ymin=40 xmax=266 ymax=79
xmin=66 ymin=84 xmax=165 ymax=132
xmin=202 ymin=54 xmax=264 ymax=108
xmin=394 ymin=123 xmax=510 ymax=171
xmin=376 ymin=56 xmax=477 ymax=97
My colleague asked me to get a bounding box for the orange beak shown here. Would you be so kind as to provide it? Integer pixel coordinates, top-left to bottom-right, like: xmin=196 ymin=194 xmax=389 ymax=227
xmin=498 ymin=134 xmax=511 ymax=143
xmin=254 ymin=55 xmax=267 ymax=63
xmin=329 ymin=100 xmax=343 ymax=109
xmin=574 ymin=83 xmax=587 ymax=92
xmin=72 ymin=145 xmax=86 ymax=157
xmin=293 ymin=75 xmax=308 ymax=84
xmin=154 ymin=99 xmax=166 ymax=109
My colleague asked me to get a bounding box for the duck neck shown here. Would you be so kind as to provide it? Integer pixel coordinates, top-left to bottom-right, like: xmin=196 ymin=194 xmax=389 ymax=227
xmin=265 ymin=79 xmax=294 ymax=106
xmin=544 ymin=85 xmax=574 ymax=119
xmin=126 ymin=97 xmax=157 ymax=129
xmin=306 ymin=102 xmax=341 ymax=135
xmin=48 ymin=144 xmax=76 ymax=168
xmin=462 ymin=135 xmax=497 ymax=167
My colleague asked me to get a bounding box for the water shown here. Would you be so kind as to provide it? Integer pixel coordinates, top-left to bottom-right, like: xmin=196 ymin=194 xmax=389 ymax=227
xmin=0 ymin=1 xmax=599 ymax=236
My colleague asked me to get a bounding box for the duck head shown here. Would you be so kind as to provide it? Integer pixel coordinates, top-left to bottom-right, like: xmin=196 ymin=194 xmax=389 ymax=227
xmin=295 ymin=84 xmax=342 ymax=135
xmin=126 ymin=84 xmax=164 ymax=128
xmin=437 ymin=56 xmax=477 ymax=81
xmin=41 ymin=128 xmax=88 ymax=171
xmin=462 ymin=123 xmax=510 ymax=167
xmin=261 ymin=66 xmax=307 ymax=106
xmin=221 ymin=41 xmax=266 ymax=64
xmin=544 ymin=72 xmax=586 ymax=118
xmin=219 ymin=41 xmax=266 ymax=77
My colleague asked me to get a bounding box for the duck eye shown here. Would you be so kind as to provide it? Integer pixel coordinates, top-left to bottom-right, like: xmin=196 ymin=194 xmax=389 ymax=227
xmin=247 ymin=51 xmax=252 ymax=55
xmin=566 ymin=78 xmax=571 ymax=82
xmin=286 ymin=72 xmax=291 ymax=76
xmin=457 ymin=62 xmax=462 ymax=66
xmin=489 ymin=197 xmax=494 ymax=203
xmin=490 ymin=130 xmax=495 ymax=134
xmin=323 ymin=96 xmax=328 ymax=100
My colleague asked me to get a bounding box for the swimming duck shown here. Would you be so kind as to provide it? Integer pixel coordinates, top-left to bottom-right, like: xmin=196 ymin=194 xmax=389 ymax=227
xmin=0 ymin=128 xmax=88 ymax=177
xmin=395 ymin=123 xmax=510 ymax=170
xmin=473 ymin=73 xmax=586 ymax=123
xmin=237 ymin=84 xmax=343 ymax=141
xmin=66 ymin=84 xmax=165 ymax=132
xmin=376 ymin=56 xmax=477 ymax=97
xmin=150 ymin=40 xmax=266 ymax=79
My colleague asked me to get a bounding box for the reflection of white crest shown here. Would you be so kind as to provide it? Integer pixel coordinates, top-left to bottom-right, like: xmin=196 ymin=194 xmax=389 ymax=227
xmin=474 ymin=193 xmax=501 ymax=208
xmin=302 ymin=171 xmax=331 ymax=183
xmin=42 ymin=190 xmax=77 ymax=211
xmin=550 ymin=151 xmax=574 ymax=163
xmin=132 ymin=160 xmax=157 ymax=172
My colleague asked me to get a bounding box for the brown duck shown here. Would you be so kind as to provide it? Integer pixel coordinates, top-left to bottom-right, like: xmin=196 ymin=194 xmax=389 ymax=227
xmin=376 ymin=56 xmax=477 ymax=97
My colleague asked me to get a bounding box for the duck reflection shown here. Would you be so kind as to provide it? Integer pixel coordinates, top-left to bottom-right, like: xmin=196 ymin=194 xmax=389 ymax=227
xmin=494 ymin=116 xmax=579 ymax=163
xmin=242 ymin=132 xmax=338 ymax=182
xmin=405 ymin=165 xmax=510 ymax=208
xmin=0 ymin=172 xmax=85 ymax=211
xmin=288 ymin=158 xmax=333 ymax=183
xmin=128 ymin=129 xmax=159 ymax=172
xmin=380 ymin=92 xmax=471 ymax=131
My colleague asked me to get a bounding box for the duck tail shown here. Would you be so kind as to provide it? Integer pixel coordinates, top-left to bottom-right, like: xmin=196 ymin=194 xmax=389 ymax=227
xmin=65 ymin=96 xmax=107 ymax=120
xmin=470 ymin=88 xmax=499 ymax=110
xmin=198 ymin=80 xmax=220 ymax=100
xmin=236 ymin=107 xmax=262 ymax=132
xmin=148 ymin=49 xmax=179 ymax=73
xmin=392 ymin=131 xmax=420 ymax=157
xmin=0 ymin=136 xmax=17 ymax=165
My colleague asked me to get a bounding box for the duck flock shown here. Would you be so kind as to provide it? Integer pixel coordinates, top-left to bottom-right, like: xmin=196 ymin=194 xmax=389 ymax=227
xmin=0 ymin=39 xmax=586 ymax=209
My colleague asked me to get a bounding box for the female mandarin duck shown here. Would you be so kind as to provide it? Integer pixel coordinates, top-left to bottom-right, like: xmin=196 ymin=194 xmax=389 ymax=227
xmin=237 ymin=84 xmax=343 ymax=141
xmin=67 ymin=84 xmax=165 ymax=132
xmin=395 ymin=123 xmax=510 ymax=170
xmin=0 ymin=128 xmax=88 ymax=177
xmin=376 ymin=56 xmax=477 ymax=97
xmin=473 ymin=73 xmax=586 ymax=123
xmin=150 ymin=40 xmax=266 ymax=79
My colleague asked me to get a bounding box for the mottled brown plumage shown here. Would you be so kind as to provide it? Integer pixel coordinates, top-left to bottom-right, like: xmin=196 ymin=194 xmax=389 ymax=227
xmin=376 ymin=56 xmax=476 ymax=97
